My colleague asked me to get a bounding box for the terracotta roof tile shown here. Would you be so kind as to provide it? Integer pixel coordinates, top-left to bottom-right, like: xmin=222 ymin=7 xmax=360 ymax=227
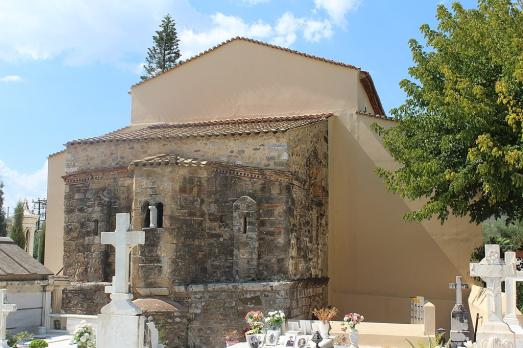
xmin=132 ymin=37 xmax=360 ymax=89
xmin=355 ymin=110 xmax=395 ymax=121
xmin=130 ymin=154 xmax=208 ymax=168
xmin=67 ymin=113 xmax=332 ymax=145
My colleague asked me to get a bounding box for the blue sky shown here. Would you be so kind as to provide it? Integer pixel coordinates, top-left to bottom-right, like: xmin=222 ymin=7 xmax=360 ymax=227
xmin=0 ymin=0 xmax=476 ymax=213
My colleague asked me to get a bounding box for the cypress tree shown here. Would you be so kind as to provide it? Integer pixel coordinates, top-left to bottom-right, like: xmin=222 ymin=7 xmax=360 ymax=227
xmin=0 ymin=182 xmax=6 ymax=237
xmin=10 ymin=201 xmax=25 ymax=249
xmin=141 ymin=14 xmax=181 ymax=81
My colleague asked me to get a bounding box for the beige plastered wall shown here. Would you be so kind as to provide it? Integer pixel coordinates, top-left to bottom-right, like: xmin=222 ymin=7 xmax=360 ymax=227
xmin=45 ymin=151 xmax=65 ymax=273
xmin=130 ymin=39 xmax=358 ymax=124
xmin=328 ymin=111 xmax=482 ymax=330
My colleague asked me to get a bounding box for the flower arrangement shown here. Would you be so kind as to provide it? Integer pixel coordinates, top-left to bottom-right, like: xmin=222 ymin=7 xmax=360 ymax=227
xmin=342 ymin=313 xmax=364 ymax=330
xmin=245 ymin=311 xmax=264 ymax=334
xmin=71 ymin=323 xmax=96 ymax=348
xmin=264 ymin=310 xmax=286 ymax=329
xmin=312 ymin=306 xmax=339 ymax=322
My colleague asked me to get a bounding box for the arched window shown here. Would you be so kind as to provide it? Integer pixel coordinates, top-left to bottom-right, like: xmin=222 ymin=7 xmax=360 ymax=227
xmin=25 ymin=228 xmax=30 ymax=252
xmin=142 ymin=201 xmax=150 ymax=228
xmin=93 ymin=219 xmax=99 ymax=236
xmin=232 ymin=196 xmax=258 ymax=280
xmin=156 ymin=203 xmax=163 ymax=228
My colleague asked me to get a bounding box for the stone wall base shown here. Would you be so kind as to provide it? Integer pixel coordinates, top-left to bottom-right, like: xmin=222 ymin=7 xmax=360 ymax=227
xmin=62 ymin=282 xmax=111 ymax=315
xmin=172 ymin=278 xmax=329 ymax=348
xmin=61 ymin=278 xmax=328 ymax=347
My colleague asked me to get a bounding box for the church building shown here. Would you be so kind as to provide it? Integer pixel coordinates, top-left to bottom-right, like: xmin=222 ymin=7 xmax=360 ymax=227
xmin=45 ymin=37 xmax=482 ymax=346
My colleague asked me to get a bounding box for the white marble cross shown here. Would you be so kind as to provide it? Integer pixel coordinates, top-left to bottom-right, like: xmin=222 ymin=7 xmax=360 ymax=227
xmin=101 ymin=213 xmax=145 ymax=294
xmin=0 ymin=289 xmax=16 ymax=348
xmin=470 ymin=245 xmax=507 ymax=323
xmin=449 ymin=276 xmax=469 ymax=305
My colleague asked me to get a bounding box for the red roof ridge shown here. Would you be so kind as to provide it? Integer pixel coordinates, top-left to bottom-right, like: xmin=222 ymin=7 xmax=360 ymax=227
xmin=66 ymin=113 xmax=333 ymax=146
xmin=147 ymin=113 xmax=333 ymax=128
xmin=355 ymin=110 xmax=395 ymax=121
xmin=131 ymin=37 xmax=361 ymax=89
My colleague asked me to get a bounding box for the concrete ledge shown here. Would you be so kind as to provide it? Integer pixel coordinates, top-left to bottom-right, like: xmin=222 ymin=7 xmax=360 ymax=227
xmin=173 ymin=278 xmax=329 ymax=293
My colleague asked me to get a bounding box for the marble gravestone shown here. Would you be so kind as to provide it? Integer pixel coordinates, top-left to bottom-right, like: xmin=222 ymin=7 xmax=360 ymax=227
xmin=448 ymin=276 xmax=470 ymax=347
xmin=469 ymin=244 xmax=515 ymax=346
xmin=0 ymin=289 xmax=16 ymax=348
xmin=97 ymin=213 xmax=146 ymax=348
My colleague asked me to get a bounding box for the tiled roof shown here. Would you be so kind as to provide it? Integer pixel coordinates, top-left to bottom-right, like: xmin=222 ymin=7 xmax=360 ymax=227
xmin=67 ymin=113 xmax=332 ymax=145
xmin=355 ymin=110 xmax=395 ymax=121
xmin=130 ymin=154 xmax=208 ymax=167
xmin=0 ymin=238 xmax=53 ymax=280
xmin=132 ymin=37 xmax=360 ymax=89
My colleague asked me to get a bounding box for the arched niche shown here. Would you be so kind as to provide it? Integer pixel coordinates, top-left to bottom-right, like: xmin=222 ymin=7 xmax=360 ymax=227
xmin=232 ymin=196 xmax=258 ymax=280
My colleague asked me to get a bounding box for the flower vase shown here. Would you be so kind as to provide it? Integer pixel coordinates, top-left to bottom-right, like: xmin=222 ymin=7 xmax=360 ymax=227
xmin=265 ymin=328 xmax=281 ymax=346
xmin=318 ymin=320 xmax=330 ymax=339
xmin=245 ymin=333 xmax=265 ymax=348
xmin=349 ymin=328 xmax=359 ymax=348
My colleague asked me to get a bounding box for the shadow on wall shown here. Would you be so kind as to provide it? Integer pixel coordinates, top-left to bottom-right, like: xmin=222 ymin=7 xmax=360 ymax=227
xmin=328 ymin=114 xmax=481 ymax=331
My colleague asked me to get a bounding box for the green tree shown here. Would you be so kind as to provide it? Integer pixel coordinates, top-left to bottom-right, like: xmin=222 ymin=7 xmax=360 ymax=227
xmin=374 ymin=0 xmax=523 ymax=224
xmin=141 ymin=14 xmax=180 ymax=81
xmin=0 ymin=182 xmax=6 ymax=237
xmin=33 ymin=222 xmax=45 ymax=263
xmin=10 ymin=202 xmax=25 ymax=249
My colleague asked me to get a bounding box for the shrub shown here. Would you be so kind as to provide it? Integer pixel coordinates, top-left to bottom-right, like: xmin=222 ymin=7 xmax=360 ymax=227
xmin=29 ymin=339 xmax=48 ymax=348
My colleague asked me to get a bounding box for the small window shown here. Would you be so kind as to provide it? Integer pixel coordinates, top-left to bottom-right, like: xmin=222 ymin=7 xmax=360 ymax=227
xmin=243 ymin=215 xmax=247 ymax=234
xmin=93 ymin=219 xmax=99 ymax=236
xmin=142 ymin=201 xmax=150 ymax=228
xmin=156 ymin=203 xmax=163 ymax=228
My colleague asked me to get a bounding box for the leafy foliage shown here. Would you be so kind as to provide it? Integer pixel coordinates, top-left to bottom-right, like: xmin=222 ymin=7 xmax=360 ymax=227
xmin=29 ymin=339 xmax=48 ymax=348
xmin=10 ymin=202 xmax=25 ymax=249
xmin=141 ymin=14 xmax=180 ymax=81
xmin=406 ymin=333 xmax=448 ymax=348
xmin=0 ymin=182 xmax=6 ymax=237
xmin=7 ymin=331 xmax=33 ymax=347
xmin=374 ymin=0 xmax=523 ymax=224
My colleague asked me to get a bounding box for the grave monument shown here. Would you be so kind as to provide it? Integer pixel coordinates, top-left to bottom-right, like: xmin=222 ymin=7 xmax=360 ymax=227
xmin=97 ymin=213 xmax=145 ymax=348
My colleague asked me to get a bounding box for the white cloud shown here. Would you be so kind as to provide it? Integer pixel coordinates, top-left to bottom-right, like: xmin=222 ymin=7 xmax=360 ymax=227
xmin=0 ymin=160 xmax=47 ymax=215
xmin=0 ymin=1 xmax=344 ymax=72
xmin=0 ymin=0 xmax=196 ymax=65
xmin=180 ymin=13 xmax=273 ymax=58
xmin=303 ymin=19 xmax=333 ymax=42
xmin=0 ymin=75 xmax=22 ymax=82
xmin=314 ymin=0 xmax=360 ymax=26
xmin=272 ymin=12 xmax=333 ymax=46
xmin=181 ymin=11 xmax=334 ymax=57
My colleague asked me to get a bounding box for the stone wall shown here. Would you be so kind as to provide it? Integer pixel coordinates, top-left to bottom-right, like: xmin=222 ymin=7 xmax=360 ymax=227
xmin=61 ymin=122 xmax=330 ymax=347
xmin=171 ymin=279 xmax=329 ymax=348
xmin=62 ymin=282 xmax=110 ymax=315
xmin=287 ymin=122 xmax=329 ymax=279
xmin=130 ymin=163 xmax=294 ymax=287
xmin=133 ymin=298 xmax=189 ymax=348
xmin=63 ymin=168 xmax=133 ymax=282
xmin=65 ymin=132 xmax=291 ymax=175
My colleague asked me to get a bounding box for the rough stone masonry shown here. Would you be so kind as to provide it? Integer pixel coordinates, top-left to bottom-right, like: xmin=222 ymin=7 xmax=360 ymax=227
xmin=61 ymin=115 xmax=330 ymax=347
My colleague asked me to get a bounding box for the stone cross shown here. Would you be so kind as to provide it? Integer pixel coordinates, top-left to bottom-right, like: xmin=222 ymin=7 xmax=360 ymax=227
xmin=470 ymin=244 xmax=506 ymax=324
xmin=449 ymin=276 xmax=468 ymax=305
xmin=101 ymin=213 xmax=145 ymax=294
xmin=0 ymin=289 xmax=16 ymax=348
xmin=448 ymin=276 xmax=470 ymax=347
